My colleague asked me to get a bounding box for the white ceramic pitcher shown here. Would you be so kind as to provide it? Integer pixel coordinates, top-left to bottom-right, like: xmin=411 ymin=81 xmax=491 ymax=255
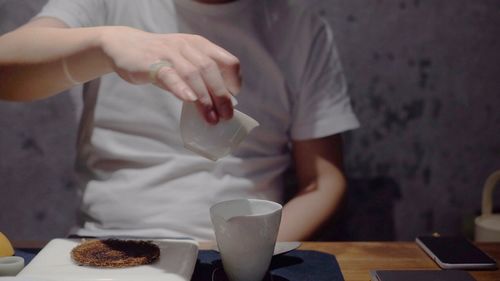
xmin=180 ymin=101 xmax=259 ymax=161
xmin=475 ymin=170 xmax=500 ymax=242
xmin=210 ymin=199 xmax=282 ymax=281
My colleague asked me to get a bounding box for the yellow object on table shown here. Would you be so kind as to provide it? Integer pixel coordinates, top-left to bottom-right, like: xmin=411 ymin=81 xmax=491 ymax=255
xmin=0 ymin=232 xmax=14 ymax=257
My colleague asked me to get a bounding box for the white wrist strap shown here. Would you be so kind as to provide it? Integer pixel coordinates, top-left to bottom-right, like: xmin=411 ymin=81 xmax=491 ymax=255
xmin=62 ymin=59 xmax=82 ymax=85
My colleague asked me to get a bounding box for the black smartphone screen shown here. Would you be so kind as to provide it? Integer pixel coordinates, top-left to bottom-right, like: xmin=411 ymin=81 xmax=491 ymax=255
xmin=417 ymin=236 xmax=496 ymax=265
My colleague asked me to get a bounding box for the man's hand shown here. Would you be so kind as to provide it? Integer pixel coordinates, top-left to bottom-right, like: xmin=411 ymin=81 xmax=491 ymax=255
xmin=100 ymin=27 xmax=241 ymax=123
xmin=0 ymin=19 xmax=241 ymax=124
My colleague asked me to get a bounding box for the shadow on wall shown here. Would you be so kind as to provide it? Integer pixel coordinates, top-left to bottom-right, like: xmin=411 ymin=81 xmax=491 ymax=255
xmin=318 ymin=177 xmax=401 ymax=241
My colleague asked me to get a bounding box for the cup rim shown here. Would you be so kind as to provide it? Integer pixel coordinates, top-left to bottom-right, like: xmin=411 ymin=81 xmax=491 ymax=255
xmin=475 ymin=215 xmax=500 ymax=231
xmin=0 ymin=256 xmax=24 ymax=268
xmin=210 ymin=198 xmax=282 ymax=217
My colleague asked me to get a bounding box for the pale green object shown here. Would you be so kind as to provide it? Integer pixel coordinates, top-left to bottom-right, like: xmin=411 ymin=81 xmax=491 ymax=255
xmin=0 ymin=256 xmax=25 ymax=276
xmin=475 ymin=170 xmax=500 ymax=242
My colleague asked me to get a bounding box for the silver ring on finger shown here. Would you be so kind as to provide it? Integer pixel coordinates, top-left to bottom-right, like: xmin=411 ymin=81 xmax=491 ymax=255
xmin=149 ymin=59 xmax=173 ymax=84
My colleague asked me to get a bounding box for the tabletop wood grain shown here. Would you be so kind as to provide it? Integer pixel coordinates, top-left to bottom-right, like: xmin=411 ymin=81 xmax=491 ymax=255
xmin=13 ymin=241 xmax=500 ymax=281
xmin=296 ymin=242 xmax=500 ymax=281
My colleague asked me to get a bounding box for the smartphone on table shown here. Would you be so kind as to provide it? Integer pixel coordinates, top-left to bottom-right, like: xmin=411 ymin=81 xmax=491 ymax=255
xmin=416 ymin=235 xmax=497 ymax=270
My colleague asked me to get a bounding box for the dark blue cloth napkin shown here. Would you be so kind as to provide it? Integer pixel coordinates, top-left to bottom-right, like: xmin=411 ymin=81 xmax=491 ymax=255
xmin=16 ymin=249 xmax=344 ymax=281
xmin=14 ymin=248 xmax=39 ymax=264
xmin=192 ymin=250 xmax=344 ymax=281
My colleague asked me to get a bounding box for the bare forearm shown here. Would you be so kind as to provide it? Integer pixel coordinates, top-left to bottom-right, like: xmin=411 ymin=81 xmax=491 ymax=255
xmin=278 ymin=174 xmax=346 ymax=241
xmin=0 ymin=23 xmax=241 ymax=123
xmin=0 ymin=27 xmax=112 ymax=101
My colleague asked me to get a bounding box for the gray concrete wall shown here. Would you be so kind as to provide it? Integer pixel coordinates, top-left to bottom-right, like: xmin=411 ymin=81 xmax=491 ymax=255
xmin=323 ymin=0 xmax=500 ymax=240
xmin=1 ymin=0 xmax=499 ymax=241
xmin=0 ymin=0 xmax=80 ymax=240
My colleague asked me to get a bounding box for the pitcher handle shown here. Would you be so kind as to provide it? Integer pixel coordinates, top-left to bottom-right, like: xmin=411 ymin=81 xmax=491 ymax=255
xmin=482 ymin=170 xmax=500 ymax=216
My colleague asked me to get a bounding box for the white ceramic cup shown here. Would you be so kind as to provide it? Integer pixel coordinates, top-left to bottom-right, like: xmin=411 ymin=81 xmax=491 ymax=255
xmin=210 ymin=199 xmax=282 ymax=281
xmin=0 ymin=256 xmax=25 ymax=276
xmin=475 ymin=170 xmax=500 ymax=242
xmin=180 ymin=101 xmax=259 ymax=161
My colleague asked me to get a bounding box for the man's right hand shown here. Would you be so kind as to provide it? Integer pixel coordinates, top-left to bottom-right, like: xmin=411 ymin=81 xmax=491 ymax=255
xmin=0 ymin=18 xmax=241 ymax=124
xmin=100 ymin=26 xmax=241 ymax=123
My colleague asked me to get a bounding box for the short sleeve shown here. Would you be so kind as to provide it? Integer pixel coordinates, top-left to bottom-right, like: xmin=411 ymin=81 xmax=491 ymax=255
xmin=291 ymin=14 xmax=360 ymax=141
xmin=35 ymin=0 xmax=106 ymax=28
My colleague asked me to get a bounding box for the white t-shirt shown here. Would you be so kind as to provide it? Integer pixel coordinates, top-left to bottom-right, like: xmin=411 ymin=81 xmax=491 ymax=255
xmin=37 ymin=0 xmax=360 ymax=240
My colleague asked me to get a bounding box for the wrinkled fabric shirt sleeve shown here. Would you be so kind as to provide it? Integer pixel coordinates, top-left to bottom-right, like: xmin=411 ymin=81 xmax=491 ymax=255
xmin=34 ymin=0 xmax=106 ymax=28
xmin=291 ymin=14 xmax=360 ymax=141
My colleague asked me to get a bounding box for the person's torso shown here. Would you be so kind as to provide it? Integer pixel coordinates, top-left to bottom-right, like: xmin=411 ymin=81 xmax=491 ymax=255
xmin=76 ymin=0 xmax=302 ymax=240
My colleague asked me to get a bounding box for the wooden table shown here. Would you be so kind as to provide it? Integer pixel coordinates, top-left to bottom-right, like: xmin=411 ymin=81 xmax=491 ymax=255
xmin=299 ymin=242 xmax=500 ymax=281
xmin=14 ymin=241 xmax=500 ymax=281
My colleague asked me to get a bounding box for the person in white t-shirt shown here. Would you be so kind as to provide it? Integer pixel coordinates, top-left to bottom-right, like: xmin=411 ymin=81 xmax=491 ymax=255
xmin=0 ymin=0 xmax=359 ymax=241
